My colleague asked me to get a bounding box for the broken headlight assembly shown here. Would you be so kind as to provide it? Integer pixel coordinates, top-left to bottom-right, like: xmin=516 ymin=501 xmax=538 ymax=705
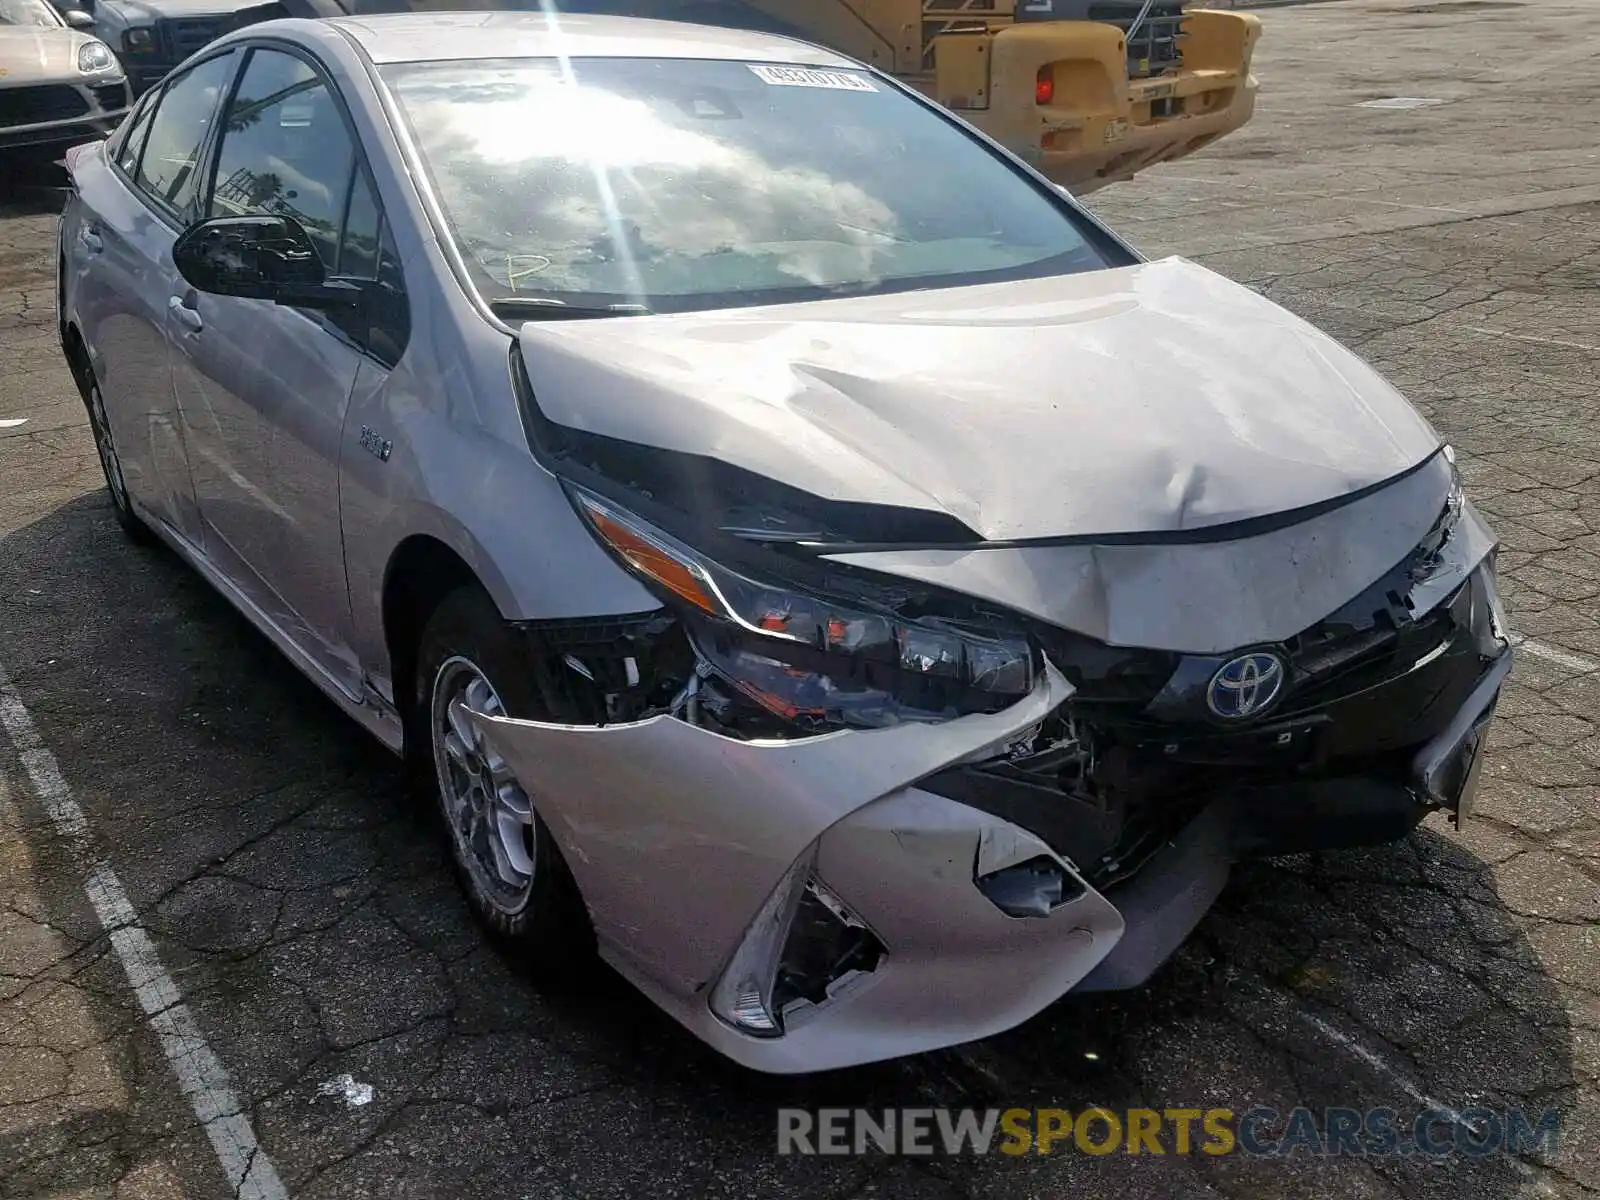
xmin=566 ymin=485 xmax=1035 ymax=732
xmin=1376 ymin=443 xmax=1499 ymax=630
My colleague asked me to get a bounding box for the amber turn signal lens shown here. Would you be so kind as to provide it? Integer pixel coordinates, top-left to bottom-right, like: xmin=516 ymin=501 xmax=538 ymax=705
xmin=584 ymin=506 xmax=722 ymax=615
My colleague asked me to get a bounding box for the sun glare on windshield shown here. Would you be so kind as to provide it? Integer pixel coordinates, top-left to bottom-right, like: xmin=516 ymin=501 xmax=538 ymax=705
xmin=382 ymin=43 xmax=1108 ymax=313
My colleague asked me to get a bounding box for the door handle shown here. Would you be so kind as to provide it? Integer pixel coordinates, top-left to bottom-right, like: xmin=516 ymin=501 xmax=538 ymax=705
xmin=79 ymin=226 xmax=102 ymax=254
xmin=168 ymin=294 xmax=203 ymax=333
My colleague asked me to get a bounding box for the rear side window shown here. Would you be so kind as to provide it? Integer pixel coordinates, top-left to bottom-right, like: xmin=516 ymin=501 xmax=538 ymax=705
xmin=134 ymin=52 xmax=237 ymax=219
xmin=208 ymin=48 xmax=355 ymax=273
xmin=112 ymin=90 xmax=158 ymax=177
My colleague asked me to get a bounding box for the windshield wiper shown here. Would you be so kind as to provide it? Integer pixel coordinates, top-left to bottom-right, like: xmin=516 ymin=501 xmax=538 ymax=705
xmin=489 ymin=297 xmax=652 ymax=320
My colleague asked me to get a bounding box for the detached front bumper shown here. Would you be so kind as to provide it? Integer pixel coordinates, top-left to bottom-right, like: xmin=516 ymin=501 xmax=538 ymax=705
xmin=473 ymin=611 xmax=1510 ymax=1073
xmin=474 ymin=666 xmax=1129 ymax=1073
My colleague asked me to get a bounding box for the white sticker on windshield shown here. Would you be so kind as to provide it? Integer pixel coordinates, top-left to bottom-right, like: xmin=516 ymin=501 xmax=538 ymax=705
xmin=748 ymin=65 xmax=877 ymax=93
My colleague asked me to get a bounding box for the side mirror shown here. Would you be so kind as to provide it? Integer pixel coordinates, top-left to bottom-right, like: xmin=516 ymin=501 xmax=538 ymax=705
xmin=62 ymin=9 xmax=95 ymax=27
xmin=172 ymin=215 xmax=362 ymax=309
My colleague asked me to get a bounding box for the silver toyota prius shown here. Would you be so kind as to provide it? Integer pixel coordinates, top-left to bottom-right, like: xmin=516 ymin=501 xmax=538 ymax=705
xmin=57 ymin=11 xmax=1512 ymax=1073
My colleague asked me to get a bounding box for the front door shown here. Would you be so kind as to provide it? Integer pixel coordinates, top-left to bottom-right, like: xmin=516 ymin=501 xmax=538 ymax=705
xmin=168 ymin=45 xmax=373 ymax=694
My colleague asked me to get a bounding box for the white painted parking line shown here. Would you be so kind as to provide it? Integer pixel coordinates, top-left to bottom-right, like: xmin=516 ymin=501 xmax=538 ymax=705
xmin=1511 ymin=634 xmax=1600 ymax=675
xmin=1463 ymin=326 xmax=1600 ymax=355
xmin=1249 ymin=982 xmax=1492 ymax=1139
xmin=1297 ymin=1011 xmax=1484 ymax=1134
xmin=0 ymin=661 xmax=288 ymax=1200
xmin=1355 ymin=97 xmax=1448 ymax=110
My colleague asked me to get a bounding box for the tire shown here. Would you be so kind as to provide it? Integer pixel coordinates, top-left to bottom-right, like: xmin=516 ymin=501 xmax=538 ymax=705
xmin=82 ymin=372 xmax=151 ymax=544
xmin=413 ymin=585 xmax=593 ymax=964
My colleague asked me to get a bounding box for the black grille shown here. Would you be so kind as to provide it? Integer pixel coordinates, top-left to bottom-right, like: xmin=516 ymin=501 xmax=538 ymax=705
xmin=162 ymin=18 xmax=224 ymax=61
xmin=90 ymin=83 xmax=129 ymax=113
xmin=1282 ymin=583 xmax=1463 ymax=716
xmin=1009 ymin=0 xmax=1188 ymax=79
xmin=1276 ymin=505 xmax=1469 ymax=712
xmin=1090 ymin=2 xmax=1186 ymax=78
xmin=1029 ymin=623 xmax=1179 ymax=711
xmin=0 ymin=84 xmax=89 ymax=127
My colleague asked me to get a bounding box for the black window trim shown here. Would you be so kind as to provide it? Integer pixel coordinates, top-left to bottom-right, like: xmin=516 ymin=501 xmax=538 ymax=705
xmin=332 ymin=158 xmax=391 ymax=284
xmin=333 ymin=158 xmax=361 ymax=277
xmin=114 ymin=48 xmax=243 ymax=231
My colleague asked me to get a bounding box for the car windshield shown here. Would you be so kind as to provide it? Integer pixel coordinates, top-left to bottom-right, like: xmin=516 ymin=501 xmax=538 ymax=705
xmin=380 ymin=56 xmax=1115 ymax=314
xmin=0 ymin=0 xmax=64 ymax=26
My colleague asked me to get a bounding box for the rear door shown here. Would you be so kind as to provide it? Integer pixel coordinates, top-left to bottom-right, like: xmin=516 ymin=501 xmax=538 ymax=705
xmin=67 ymin=50 xmax=239 ymax=547
xmin=167 ymin=43 xmax=377 ymax=695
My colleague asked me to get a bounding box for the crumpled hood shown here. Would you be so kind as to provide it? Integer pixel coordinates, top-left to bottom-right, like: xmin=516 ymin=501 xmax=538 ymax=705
xmin=0 ymin=27 xmax=106 ymax=82
xmin=516 ymin=257 xmax=1442 ymax=543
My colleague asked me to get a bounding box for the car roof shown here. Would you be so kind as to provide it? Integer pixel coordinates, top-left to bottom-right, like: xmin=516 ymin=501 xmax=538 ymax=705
xmin=327 ymin=11 xmax=858 ymax=69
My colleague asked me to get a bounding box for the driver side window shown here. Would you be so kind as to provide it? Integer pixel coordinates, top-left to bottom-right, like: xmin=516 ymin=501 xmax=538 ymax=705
xmin=133 ymin=51 xmax=237 ymax=221
xmin=208 ymin=48 xmax=355 ymax=273
xmin=203 ymin=45 xmax=410 ymax=368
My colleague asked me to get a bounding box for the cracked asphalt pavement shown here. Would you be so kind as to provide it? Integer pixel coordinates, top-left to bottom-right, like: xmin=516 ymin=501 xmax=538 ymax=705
xmin=1 ymin=0 xmax=1597 ymax=1196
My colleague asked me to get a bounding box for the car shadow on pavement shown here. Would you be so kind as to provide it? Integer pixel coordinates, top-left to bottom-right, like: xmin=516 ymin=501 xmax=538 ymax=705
xmin=0 ymin=488 xmax=1580 ymax=1196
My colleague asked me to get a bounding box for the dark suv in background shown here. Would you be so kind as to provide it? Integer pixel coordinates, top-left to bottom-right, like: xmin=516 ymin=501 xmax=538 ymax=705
xmin=67 ymin=0 xmax=283 ymax=93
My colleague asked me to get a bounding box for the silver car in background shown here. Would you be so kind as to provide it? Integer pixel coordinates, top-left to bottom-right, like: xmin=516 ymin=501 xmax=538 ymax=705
xmin=57 ymin=12 xmax=1511 ymax=1073
xmin=0 ymin=0 xmax=129 ymax=157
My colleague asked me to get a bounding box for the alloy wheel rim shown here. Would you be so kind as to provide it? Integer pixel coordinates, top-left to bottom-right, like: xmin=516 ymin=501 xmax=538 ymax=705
xmin=88 ymin=383 xmax=129 ymax=514
xmin=430 ymin=656 xmax=538 ymax=916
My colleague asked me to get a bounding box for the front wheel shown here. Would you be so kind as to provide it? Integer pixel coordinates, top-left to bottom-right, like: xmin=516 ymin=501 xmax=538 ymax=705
xmin=415 ymin=586 xmax=592 ymax=963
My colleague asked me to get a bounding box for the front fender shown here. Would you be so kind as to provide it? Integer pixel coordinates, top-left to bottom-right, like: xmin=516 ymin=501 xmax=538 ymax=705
xmin=340 ymin=352 xmax=659 ymax=697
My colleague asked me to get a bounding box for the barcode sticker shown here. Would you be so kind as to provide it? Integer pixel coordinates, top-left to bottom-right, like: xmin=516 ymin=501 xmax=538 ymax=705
xmin=748 ymin=65 xmax=878 ymax=93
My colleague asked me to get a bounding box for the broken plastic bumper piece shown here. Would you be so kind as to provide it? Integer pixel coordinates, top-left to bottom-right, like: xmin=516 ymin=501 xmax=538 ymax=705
xmin=1412 ymin=648 xmax=1510 ymax=823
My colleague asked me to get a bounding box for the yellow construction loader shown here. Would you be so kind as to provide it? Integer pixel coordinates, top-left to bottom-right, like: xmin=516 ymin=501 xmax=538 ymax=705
xmin=631 ymin=2 xmax=1263 ymax=193
xmin=206 ymin=0 xmax=1264 ymax=193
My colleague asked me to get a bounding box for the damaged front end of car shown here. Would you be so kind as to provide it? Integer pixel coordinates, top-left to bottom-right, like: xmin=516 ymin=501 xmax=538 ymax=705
xmin=466 ymin=354 xmax=1511 ymax=1073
